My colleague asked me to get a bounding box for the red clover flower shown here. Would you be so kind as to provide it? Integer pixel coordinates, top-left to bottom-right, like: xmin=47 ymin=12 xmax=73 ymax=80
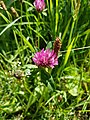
xmin=33 ymin=0 xmax=45 ymax=12
xmin=33 ymin=48 xmax=58 ymax=68
xmin=33 ymin=37 xmax=61 ymax=68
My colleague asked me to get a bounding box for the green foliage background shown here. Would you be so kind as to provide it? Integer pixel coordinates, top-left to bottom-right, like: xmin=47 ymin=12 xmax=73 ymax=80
xmin=0 ymin=0 xmax=90 ymax=119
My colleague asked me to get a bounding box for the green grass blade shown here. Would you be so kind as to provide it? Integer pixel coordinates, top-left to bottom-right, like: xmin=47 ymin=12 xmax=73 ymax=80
xmin=0 ymin=12 xmax=9 ymax=23
xmin=68 ymin=21 xmax=75 ymax=46
xmin=0 ymin=16 xmax=24 ymax=36
xmin=50 ymin=0 xmax=53 ymax=14
xmin=15 ymin=29 xmax=35 ymax=52
xmin=64 ymin=38 xmax=75 ymax=66
xmin=55 ymin=0 xmax=59 ymax=34
xmin=61 ymin=18 xmax=72 ymax=42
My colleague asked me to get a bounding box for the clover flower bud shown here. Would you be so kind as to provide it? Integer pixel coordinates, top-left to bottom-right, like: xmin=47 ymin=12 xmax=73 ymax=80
xmin=33 ymin=0 xmax=45 ymax=12
xmin=54 ymin=37 xmax=62 ymax=55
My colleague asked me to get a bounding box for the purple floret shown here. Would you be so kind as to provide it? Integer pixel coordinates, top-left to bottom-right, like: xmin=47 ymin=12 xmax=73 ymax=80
xmin=33 ymin=48 xmax=58 ymax=68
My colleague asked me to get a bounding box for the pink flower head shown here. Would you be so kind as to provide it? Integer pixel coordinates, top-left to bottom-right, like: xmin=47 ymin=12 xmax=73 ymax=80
xmin=33 ymin=0 xmax=45 ymax=12
xmin=33 ymin=48 xmax=58 ymax=68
